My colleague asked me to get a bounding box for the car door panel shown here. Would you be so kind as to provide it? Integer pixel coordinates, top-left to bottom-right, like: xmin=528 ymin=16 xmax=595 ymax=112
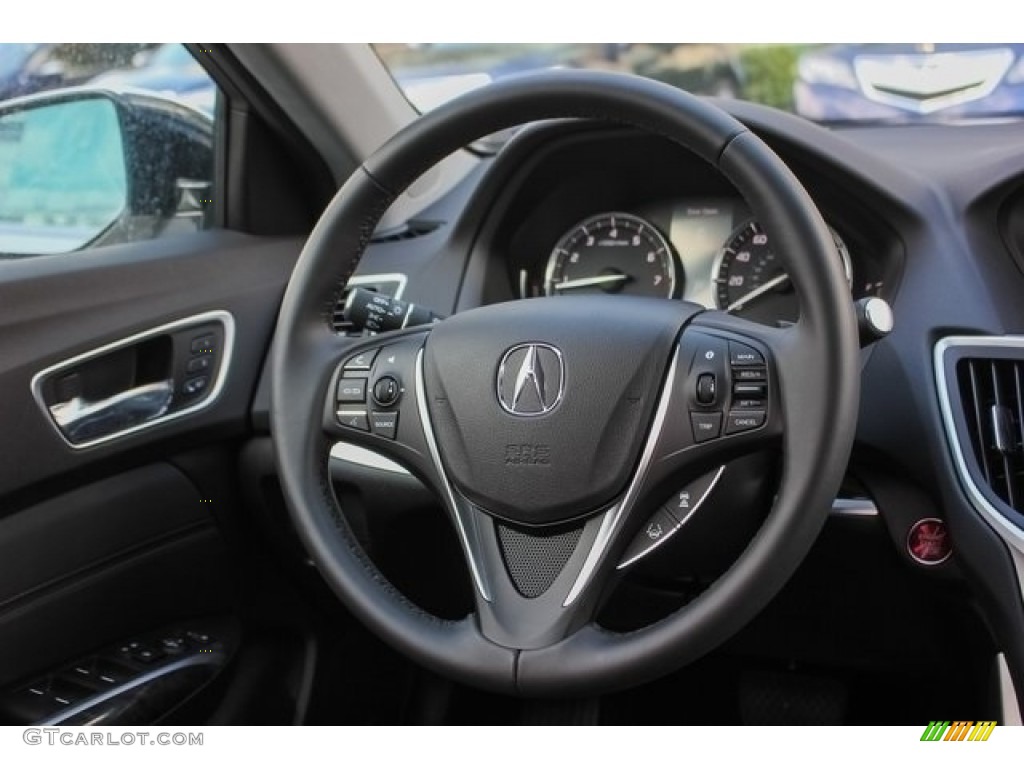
xmin=0 ymin=230 xmax=303 ymax=720
xmin=0 ymin=461 xmax=231 ymax=689
xmin=0 ymin=231 xmax=301 ymax=500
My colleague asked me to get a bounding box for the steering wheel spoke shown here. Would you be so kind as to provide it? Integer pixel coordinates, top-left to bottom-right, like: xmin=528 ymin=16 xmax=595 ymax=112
xmin=321 ymin=330 xmax=440 ymax=474
xmin=445 ymin=494 xmax=615 ymax=649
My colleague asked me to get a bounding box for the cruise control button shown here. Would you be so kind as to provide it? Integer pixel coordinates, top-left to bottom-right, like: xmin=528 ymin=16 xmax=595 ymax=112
xmin=733 ymin=367 xmax=767 ymax=382
xmin=618 ymin=508 xmax=681 ymax=568
xmin=733 ymin=398 xmax=765 ymax=410
xmin=336 ymin=410 xmax=369 ymax=431
xmin=344 ymin=349 xmax=378 ymax=371
xmin=336 ymin=377 xmax=367 ymax=403
xmin=729 ymin=341 xmax=764 ymax=367
xmin=733 ymin=382 xmax=767 ymax=400
xmin=690 ymin=412 xmax=722 ymax=443
xmin=371 ymin=411 xmax=399 ymax=439
xmin=725 ymin=410 xmax=767 ymax=435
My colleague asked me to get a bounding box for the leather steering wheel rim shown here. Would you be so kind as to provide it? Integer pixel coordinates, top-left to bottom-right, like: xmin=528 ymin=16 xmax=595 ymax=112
xmin=271 ymin=71 xmax=860 ymax=698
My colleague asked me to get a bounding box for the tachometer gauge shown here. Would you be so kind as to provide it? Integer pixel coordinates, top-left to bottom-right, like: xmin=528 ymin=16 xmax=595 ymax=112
xmin=545 ymin=212 xmax=678 ymax=299
xmin=713 ymin=220 xmax=852 ymax=324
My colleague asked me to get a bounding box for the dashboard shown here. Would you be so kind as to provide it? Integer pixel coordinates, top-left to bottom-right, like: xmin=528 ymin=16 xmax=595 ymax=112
xmin=483 ymin=127 xmax=899 ymax=327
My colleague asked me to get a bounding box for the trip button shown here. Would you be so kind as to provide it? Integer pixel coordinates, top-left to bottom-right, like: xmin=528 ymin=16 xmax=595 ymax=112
xmin=729 ymin=341 xmax=764 ymax=367
xmin=690 ymin=412 xmax=722 ymax=443
xmin=337 ymin=377 xmax=367 ymax=403
xmin=725 ymin=410 xmax=767 ymax=435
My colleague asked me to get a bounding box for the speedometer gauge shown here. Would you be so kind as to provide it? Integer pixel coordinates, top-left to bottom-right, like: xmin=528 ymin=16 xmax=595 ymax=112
xmin=545 ymin=212 xmax=678 ymax=299
xmin=713 ymin=220 xmax=852 ymax=324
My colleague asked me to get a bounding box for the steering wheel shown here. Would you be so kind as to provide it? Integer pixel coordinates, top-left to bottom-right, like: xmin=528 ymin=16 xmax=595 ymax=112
xmin=271 ymin=71 xmax=859 ymax=698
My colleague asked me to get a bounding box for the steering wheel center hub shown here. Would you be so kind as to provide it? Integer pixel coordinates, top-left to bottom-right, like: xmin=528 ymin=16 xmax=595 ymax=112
xmin=422 ymin=295 xmax=699 ymax=526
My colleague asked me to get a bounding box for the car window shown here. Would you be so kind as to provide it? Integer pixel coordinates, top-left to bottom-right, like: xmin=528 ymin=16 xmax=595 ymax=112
xmin=374 ymin=43 xmax=1024 ymax=126
xmin=0 ymin=43 xmax=217 ymax=258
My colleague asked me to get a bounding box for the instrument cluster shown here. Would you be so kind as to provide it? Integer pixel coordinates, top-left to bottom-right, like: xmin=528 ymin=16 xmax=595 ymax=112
xmin=525 ymin=198 xmax=867 ymax=325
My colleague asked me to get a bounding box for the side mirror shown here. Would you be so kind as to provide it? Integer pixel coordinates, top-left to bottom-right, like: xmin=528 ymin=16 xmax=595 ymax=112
xmin=0 ymin=88 xmax=213 ymax=257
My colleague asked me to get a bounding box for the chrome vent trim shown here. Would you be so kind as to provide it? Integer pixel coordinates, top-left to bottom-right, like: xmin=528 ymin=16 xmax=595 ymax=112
xmin=935 ymin=336 xmax=1024 ymax=584
xmin=956 ymin=357 xmax=1024 ymax=513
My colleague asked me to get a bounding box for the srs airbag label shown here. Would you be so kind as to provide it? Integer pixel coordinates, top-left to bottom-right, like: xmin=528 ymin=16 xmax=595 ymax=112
xmin=504 ymin=443 xmax=551 ymax=465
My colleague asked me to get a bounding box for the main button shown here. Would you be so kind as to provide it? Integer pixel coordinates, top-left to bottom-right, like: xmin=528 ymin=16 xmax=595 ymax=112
xmin=729 ymin=341 xmax=765 ymax=367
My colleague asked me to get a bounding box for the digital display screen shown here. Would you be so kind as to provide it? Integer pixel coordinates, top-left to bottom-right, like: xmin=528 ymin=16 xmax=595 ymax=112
xmin=668 ymin=198 xmax=744 ymax=308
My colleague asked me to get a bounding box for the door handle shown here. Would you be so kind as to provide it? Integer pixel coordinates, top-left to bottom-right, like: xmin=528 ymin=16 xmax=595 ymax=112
xmin=49 ymin=380 xmax=174 ymax=443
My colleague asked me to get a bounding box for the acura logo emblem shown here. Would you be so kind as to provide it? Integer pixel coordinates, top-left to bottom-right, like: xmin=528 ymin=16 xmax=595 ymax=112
xmin=497 ymin=343 xmax=564 ymax=416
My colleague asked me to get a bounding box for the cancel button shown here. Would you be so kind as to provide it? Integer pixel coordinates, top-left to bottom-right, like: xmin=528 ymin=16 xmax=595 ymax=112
xmin=725 ymin=410 xmax=766 ymax=435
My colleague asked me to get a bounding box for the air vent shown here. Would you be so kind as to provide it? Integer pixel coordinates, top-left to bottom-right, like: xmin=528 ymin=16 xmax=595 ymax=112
xmin=957 ymin=358 xmax=1024 ymax=512
xmin=370 ymin=220 xmax=442 ymax=244
xmin=330 ymin=274 xmax=406 ymax=334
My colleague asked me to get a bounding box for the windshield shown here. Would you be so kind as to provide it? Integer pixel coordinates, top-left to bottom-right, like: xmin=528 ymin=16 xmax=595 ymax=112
xmin=0 ymin=44 xmax=36 ymax=79
xmin=373 ymin=43 xmax=1024 ymax=125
